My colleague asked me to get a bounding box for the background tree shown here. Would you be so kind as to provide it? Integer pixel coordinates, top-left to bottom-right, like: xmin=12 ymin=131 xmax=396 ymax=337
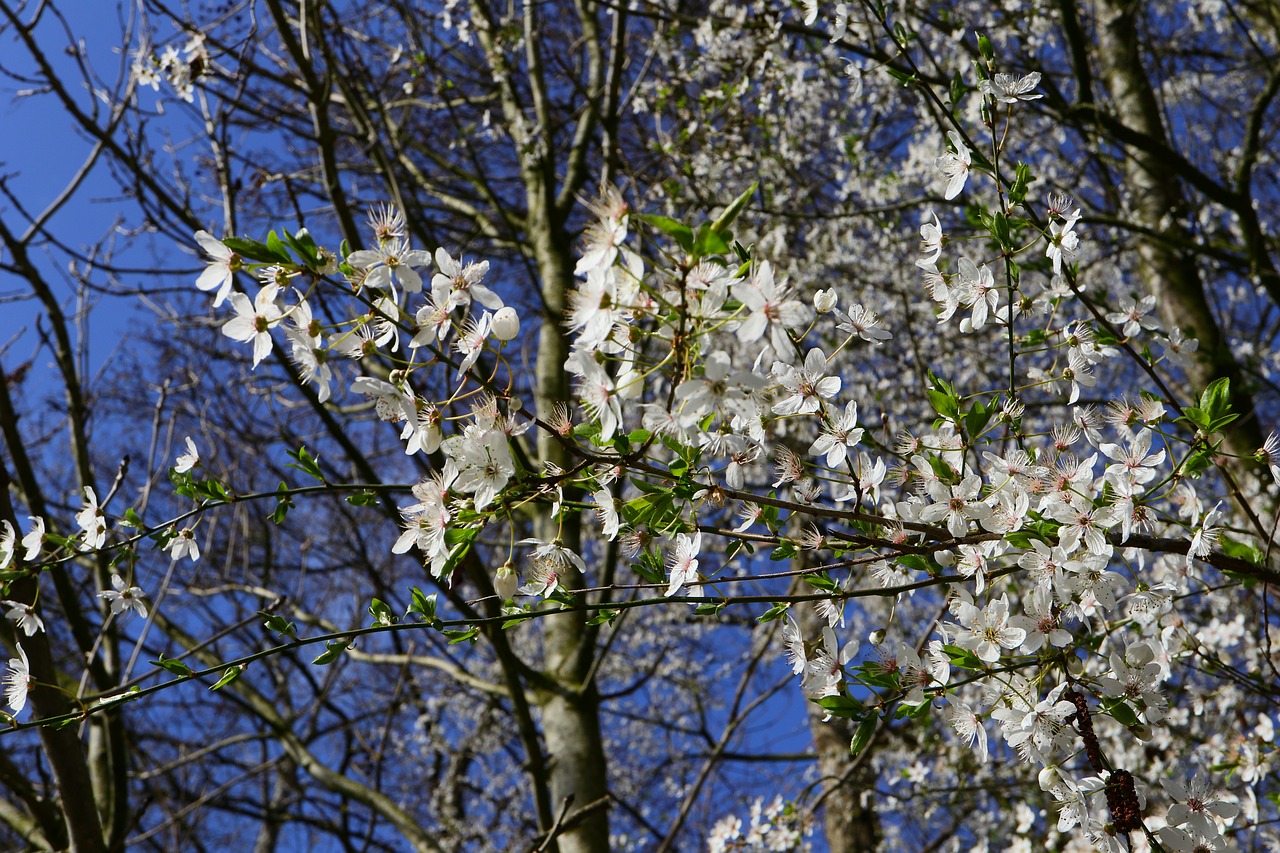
xmin=0 ymin=1 xmax=1277 ymax=852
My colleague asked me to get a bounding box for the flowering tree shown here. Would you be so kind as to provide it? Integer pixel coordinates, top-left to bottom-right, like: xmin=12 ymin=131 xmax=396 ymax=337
xmin=1 ymin=0 xmax=1279 ymax=852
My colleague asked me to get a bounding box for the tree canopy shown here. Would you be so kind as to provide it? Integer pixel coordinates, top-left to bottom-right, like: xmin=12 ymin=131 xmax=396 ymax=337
xmin=0 ymin=1 xmax=1278 ymax=851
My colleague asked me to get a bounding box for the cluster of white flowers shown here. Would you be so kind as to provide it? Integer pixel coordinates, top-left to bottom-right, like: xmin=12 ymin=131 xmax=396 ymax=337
xmin=161 ymin=92 xmax=1276 ymax=846
xmin=133 ymin=33 xmax=208 ymax=103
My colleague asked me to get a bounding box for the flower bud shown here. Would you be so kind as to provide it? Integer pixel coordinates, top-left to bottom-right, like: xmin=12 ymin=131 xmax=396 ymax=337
xmin=492 ymin=306 xmax=520 ymax=341
xmin=813 ymin=288 xmax=838 ymax=314
xmin=494 ymin=563 xmax=519 ymax=600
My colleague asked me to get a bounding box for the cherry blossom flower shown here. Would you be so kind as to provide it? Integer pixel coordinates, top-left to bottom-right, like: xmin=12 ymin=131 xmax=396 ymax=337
xmin=782 ymin=616 xmax=806 ymax=675
xmin=991 ymin=682 xmax=1076 ymax=762
xmin=802 ymin=626 xmax=856 ymax=698
xmin=1105 ymin=294 xmax=1158 ymax=338
xmin=920 ymin=474 xmax=990 ymax=538
xmin=3 ymin=644 xmax=32 ymax=714
xmin=0 ymin=522 xmax=13 ymax=571
xmin=165 ymin=526 xmax=201 ymax=562
xmin=809 ymin=400 xmax=862 ymax=468
xmin=937 ymin=130 xmax=972 ymax=200
xmin=21 ymin=517 xmax=43 ymax=562
xmin=772 ymin=348 xmax=840 ymax=416
xmin=222 ymin=283 xmax=284 ymax=368
xmin=348 ymin=239 xmax=431 ymax=294
xmin=75 ymin=487 xmax=107 ymax=552
xmin=835 ymin=303 xmax=892 ymax=344
xmin=99 ymin=574 xmax=148 ymax=619
xmin=664 ymin=532 xmax=703 ymax=597
xmin=2 ymin=601 xmax=44 ymax=637
xmin=917 ymin=209 xmax=943 ymax=267
xmin=946 ymin=700 xmax=988 ymax=762
xmin=433 ymin=248 xmax=501 ymax=309
xmin=443 ymin=426 xmax=515 ymax=511
xmin=1011 ymin=589 xmax=1072 ymax=652
xmin=952 ymin=595 xmax=1026 ymax=663
xmin=174 ymin=436 xmax=200 ymax=473
xmin=731 ymin=261 xmax=812 ymax=363
xmin=194 ymin=231 xmax=239 ymax=307
xmin=1098 ymin=642 xmax=1167 ymax=722
xmin=566 ymin=350 xmax=623 ymax=442
xmin=979 ymin=71 xmax=1044 ymax=104
xmin=1162 ymin=772 xmax=1239 ymax=838
xmin=1045 ymin=210 xmax=1080 ymax=275
xmin=592 ymin=489 xmax=620 ymax=541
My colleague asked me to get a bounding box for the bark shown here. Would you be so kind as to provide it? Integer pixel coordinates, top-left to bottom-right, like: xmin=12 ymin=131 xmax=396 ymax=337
xmin=797 ymin=602 xmax=879 ymax=853
xmin=1090 ymin=0 xmax=1267 ymax=470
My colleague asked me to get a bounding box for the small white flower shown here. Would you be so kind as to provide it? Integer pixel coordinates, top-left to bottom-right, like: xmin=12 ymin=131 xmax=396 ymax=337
xmin=937 ymin=131 xmax=972 ymax=200
xmin=194 ymin=231 xmax=238 ymax=307
xmin=979 ymin=71 xmax=1044 ymax=104
xmin=174 ymin=436 xmax=200 ymax=473
xmin=165 ymin=527 xmax=201 ymax=562
xmin=98 ymin=575 xmax=149 ymax=619
xmin=21 ymin=517 xmax=44 ymax=562
xmin=221 ymin=284 xmax=283 ymax=368
xmin=3 ymin=644 xmax=32 ymax=714
xmin=665 ymin=532 xmax=703 ymax=598
xmin=1 ymin=601 xmax=44 ymax=636
xmin=76 ymin=487 xmax=107 ymax=552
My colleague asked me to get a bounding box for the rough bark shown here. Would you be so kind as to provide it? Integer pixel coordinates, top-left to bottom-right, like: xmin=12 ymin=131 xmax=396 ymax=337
xmin=1091 ymin=0 xmax=1267 ymax=469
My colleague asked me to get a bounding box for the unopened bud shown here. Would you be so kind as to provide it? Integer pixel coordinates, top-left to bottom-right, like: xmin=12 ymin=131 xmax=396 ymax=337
xmin=494 ymin=564 xmax=519 ymax=600
xmin=492 ymin=306 xmax=520 ymax=341
xmin=813 ymin=288 xmax=838 ymax=314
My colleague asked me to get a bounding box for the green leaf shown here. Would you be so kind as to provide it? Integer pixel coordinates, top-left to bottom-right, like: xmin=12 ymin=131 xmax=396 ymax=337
xmin=975 ymin=32 xmax=995 ymax=63
xmin=260 ymin=612 xmax=297 ymax=640
xmin=1009 ymin=162 xmax=1033 ymax=204
xmin=265 ymin=230 xmax=293 ymax=264
xmin=1218 ymin=535 xmax=1263 ymax=565
xmin=586 ymin=609 xmax=619 ymax=626
xmin=444 ymin=627 xmax=480 ymax=645
xmin=965 ymin=398 xmax=993 ymax=440
xmin=1101 ymin=697 xmax=1139 ymax=727
xmin=121 ymin=507 xmax=144 ymax=529
xmin=283 ymin=228 xmax=320 ymax=267
xmin=770 ymin=541 xmax=797 ymax=562
xmin=407 ymin=588 xmax=438 ymax=622
xmin=990 ymin=212 xmax=1013 ymax=251
xmin=221 ymin=236 xmax=280 ymax=263
xmin=637 ymin=214 xmax=694 ymax=252
xmin=1200 ymin=378 xmax=1231 ymax=421
xmin=756 ymin=602 xmax=790 ymax=623
xmin=286 ymin=445 xmax=325 ymax=483
xmin=850 ymin=715 xmax=877 ymax=757
xmin=816 ymin=694 xmax=865 ymax=719
xmin=369 ymin=598 xmax=397 ymax=627
xmin=151 ymin=655 xmax=194 ymax=677
xmin=694 ymin=600 xmax=726 ymax=617
xmin=692 ymin=223 xmax=732 ymax=259
xmin=710 ymin=182 xmax=757 ymax=234
xmin=942 ymin=644 xmax=986 ymax=671
xmin=895 ymin=554 xmax=932 ymax=574
xmin=926 ymin=372 xmax=961 ymax=422
xmin=345 ymin=491 xmax=379 ymax=506
xmin=803 ymin=573 xmax=838 ymax=592
xmin=312 ymin=640 xmax=347 ymax=665
xmin=209 ymin=665 xmax=244 ymax=690
xmin=270 ymin=482 xmax=293 ymax=525
xmin=896 ymin=699 xmax=934 ymax=718
xmin=884 ymin=66 xmax=917 ymax=87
